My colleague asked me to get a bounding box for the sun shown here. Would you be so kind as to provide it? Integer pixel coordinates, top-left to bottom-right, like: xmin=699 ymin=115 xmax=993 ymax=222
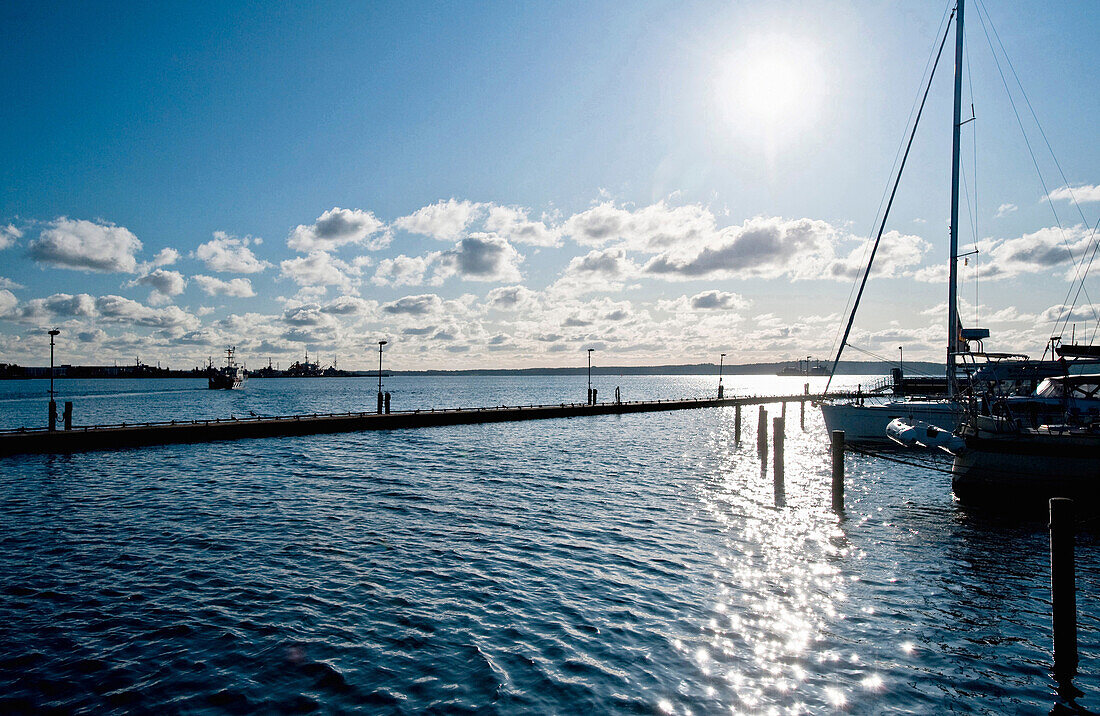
xmin=713 ymin=34 xmax=826 ymax=145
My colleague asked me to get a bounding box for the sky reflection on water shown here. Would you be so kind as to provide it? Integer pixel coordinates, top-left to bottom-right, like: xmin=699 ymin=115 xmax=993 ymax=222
xmin=0 ymin=375 xmax=1096 ymax=713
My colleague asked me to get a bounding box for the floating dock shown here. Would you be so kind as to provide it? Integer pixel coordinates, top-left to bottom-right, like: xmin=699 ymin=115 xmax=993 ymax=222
xmin=0 ymin=393 xmax=846 ymax=456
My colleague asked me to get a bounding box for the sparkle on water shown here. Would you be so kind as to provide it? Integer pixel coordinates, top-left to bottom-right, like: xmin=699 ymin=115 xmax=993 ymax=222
xmin=0 ymin=374 xmax=1096 ymax=713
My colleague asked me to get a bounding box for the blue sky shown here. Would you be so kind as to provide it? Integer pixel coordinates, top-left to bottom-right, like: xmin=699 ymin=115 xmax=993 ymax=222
xmin=1 ymin=0 xmax=1098 ymax=369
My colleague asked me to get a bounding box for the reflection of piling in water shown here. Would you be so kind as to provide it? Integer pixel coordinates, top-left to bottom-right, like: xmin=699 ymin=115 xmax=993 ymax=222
xmin=1050 ymin=497 xmax=1078 ymax=682
xmin=831 ymin=430 xmax=845 ymax=512
xmin=773 ymin=416 xmax=785 ymax=505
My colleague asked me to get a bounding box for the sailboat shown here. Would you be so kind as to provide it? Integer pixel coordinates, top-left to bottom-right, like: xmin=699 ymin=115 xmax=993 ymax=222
xmin=818 ymin=0 xmax=1094 ymax=444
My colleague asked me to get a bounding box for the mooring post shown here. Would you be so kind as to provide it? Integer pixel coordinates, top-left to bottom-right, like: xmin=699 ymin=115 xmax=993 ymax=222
xmin=592 ymin=388 xmax=597 ymax=404
xmin=781 ymin=401 xmax=787 ymax=420
xmin=1050 ymin=497 xmax=1078 ymax=682
xmin=831 ymin=430 xmax=845 ymax=512
xmin=48 ymin=400 xmax=57 ymax=432
xmin=377 ymin=392 xmax=384 ymax=414
xmin=734 ymin=404 xmax=742 ymax=445
xmin=801 ymin=383 xmax=808 ymax=430
xmin=384 ymin=392 xmax=391 ymax=414
xmin=63 ymin=401 xmax=73 ymax=431
xmin=757 ymin=405 xmax=767 ymax=459
xmin=773 ymin=416 xmax=785 ymax=503
xmin=615 ymin=386 xmax=621 ymax=405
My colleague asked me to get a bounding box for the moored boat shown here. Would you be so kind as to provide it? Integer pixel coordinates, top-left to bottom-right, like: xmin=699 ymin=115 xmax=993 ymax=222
xmin=208 ymin=347 xmax=246 ymax=390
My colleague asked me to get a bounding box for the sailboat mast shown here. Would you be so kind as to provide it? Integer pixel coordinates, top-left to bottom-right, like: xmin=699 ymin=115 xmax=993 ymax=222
xmin=947 ymin=0 xmax=964 ymax=397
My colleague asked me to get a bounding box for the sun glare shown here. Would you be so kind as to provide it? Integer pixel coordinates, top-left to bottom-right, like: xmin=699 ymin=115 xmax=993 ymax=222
xmin=713 ymin=34 xmax=826 ymax=146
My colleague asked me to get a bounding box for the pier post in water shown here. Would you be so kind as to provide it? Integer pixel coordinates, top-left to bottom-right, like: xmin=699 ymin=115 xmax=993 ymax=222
xmin=734 ymin=404 xmax=742 ymax=445
xmin=1050 ymin=497 xmax=1078 ymax=681
xmin=384 ymin=392 xmax=391 ymax=414
xmin=773 ymin=416 xmax=785 ymax=503
xmin=63 ymin=401 xmax=73 ymax=431
xmin=757 ymin=406 xmax=767 ymax=460
xmin=781 ymin=401 xmax=786 ymax=420
xmin=48 ymin=400 xmax=57 ymax=432
xmin=377 ymin=392 xmax=384 ymax=414
xmin=830 ymin=430 xmax=845 ymax=512
xmin=801 ymin=383 xmax=808 ymax=430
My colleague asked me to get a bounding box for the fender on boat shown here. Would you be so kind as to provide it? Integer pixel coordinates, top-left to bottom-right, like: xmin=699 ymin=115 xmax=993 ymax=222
xmin=887 ymin=417 xmax=965 ymax=452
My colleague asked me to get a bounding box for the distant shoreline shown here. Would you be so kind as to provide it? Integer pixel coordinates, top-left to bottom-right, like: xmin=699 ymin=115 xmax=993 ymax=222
xmin=1 ymin=360 xmax=941 ymax=380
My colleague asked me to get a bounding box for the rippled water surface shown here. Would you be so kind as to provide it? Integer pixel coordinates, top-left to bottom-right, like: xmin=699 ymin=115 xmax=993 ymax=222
xmin=0 ymin=375 xmax=1096 ymax=713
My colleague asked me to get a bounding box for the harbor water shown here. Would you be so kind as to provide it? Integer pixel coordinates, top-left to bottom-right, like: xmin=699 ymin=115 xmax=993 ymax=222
xmin=0 ymin=375 xmax=1096 ymax=713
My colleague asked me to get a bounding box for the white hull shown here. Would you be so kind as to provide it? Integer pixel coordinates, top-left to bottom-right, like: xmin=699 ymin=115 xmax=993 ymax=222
xmin=820 ymin=400 xmax=962 ymax=443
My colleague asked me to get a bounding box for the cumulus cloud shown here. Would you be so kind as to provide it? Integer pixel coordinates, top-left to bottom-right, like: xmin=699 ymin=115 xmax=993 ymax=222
xmin=381 ymin=294 xmax=444 ymax=316
xmin=687 ymin=290 xmax=750 ymax=310
xmin=484 ymin=205 xmax=562 ymax=247
xmin=995 ymin=203 xmax=1017 ymax=217
xmin=373 ymin=254 xmax=437 ymax=287
xmin=279 ymin=251 xmax=360 ymax=291
xmin=435 ymin=234 xmax=522 ymax=283
xmin=643 ymin=216 xmax=839 ymax=280
xmin=288 ymin=207 xmax=388 ymax=252
xmin=564 ymin=201 xmax=716 ymax=252
xmin=0 ymin=224 xmax=22 ymax=250
xmin=548 ymin=248 xmax=640 ymax=296
xmin=95 ymin=295 xmax=199 ymax=330
xmin=485 ymin=285 xmax=538 ymax=311
xmin=825 ymin=230 xmax=929 ymax=280
xmin=0 ymin=277 xmax=22 ymax=289
xmin=394 ymin=199 xmax=482 ymax=241
xmin=1045 ymin=184 xmax=1100 ymax=204
xmin=193 ymin=275 xmax=256 ymax=297
xmin=152 ymin=247 xmax=180 ymax=266
xmin=29 ymin=217 xmax=142 ymax=273
xmin=0 ymin=289 xmax=15 ymax=317
xmin=373 ymin=235 xmax=523 ymax=286
xmin=129 ymin=269 xmax=187 ymax=305
xmin=196 ymin=232 xmax=269 ymax=273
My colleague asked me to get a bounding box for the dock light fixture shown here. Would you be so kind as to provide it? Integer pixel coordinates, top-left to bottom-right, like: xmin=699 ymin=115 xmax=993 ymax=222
xmin=378 ymin=340 xmax=388 ymax=394
xmin=48 ymin=329 xmax=60 ymax=431
xmin=898 ymin=346 xmax=904 ymax=377
xmin=719 ymin=353 xmax=726 ymax=398
xmin=587 ymin=348 xmax=594 ymax=405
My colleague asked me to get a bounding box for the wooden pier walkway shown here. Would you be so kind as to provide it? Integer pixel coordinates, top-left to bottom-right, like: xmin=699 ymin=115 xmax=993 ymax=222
xmin=0 ymin=393 xmax=848 ymax=456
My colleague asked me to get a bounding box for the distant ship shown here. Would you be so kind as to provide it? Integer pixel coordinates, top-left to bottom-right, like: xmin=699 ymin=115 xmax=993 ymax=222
xmin=208 ymin=347 xmax=246 ymax=390
xmin=776 ymin=357 xmax=829 ymax=377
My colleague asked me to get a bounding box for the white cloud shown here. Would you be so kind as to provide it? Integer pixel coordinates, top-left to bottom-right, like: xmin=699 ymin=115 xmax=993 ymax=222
xmin=128 ymin=269 xmax=187 ymax=305
xmin=152 ymin=247 xmax=180 ymax=266
xmin=279 ymin=251 xmax=360 ymax=291
xmin=1045 ymin=184 xmax=1100 ymax=204
xmin=373 ymin=254 xmax=438 ymax=287
xmin=95 ymin=295 xmax=199 ymax=330
xmin=394 ymin=198 xmax=482 ymax=241
xmin=193 ymin=275 xmax=256 ymax=297
xmin=995 ymin=203 xmax=1018 ymax=217
xmin=373 ymin=235 xmax=523 ymax=286
xmin=485 ymin=285 xmax=539 ymax=311
xmin=196 ymin=232 xmax=269 ymax=273
xmin=642 ymin=216 xmax=840 ymax=280
xmin=687 ymin=290 xmax=750 ymax=310
xmin=288 ymin=207 xmax=387 ymax=252
xmin=0 ymin=224 xmax=22 ymax=250
xmin=381 ymin=294 xmax=444 ymax=316
xmin=826 ymin=230 xmax=930 ymax=280
xmin=484 ymin=205 xmax=562 ymax=247
xmin=564 ymin=201 xmax=716 ymax=252
xmin=0 ymin=289 xmax=15 ymax=317
xmin=0 ymin=277 xmax=23 ymax=290
xmin=29 ymin=217 xmax=142 ymax=273
xmin=434 ymin=234 xmax=523 ymax=283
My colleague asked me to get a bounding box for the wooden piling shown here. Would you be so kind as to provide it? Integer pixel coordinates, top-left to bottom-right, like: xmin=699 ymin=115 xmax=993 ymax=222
xmin=1050 ymin=497 xmax=1078 ymax=681
xmin=801 ymin=383 xmax=808 ymax=430
xmin=734 ymin=404 xmax=741 ymax=445
xmin=48 ymin=400 xmax=57 ymax=432
xmin=831 ymin=430 xmax=845 ymax=512
xmin=63 ymin=401 xmax=73 ymax=431
xmin=773 ymin=416 xmax=785 ymax=503
xmin=781 ymin=401 xmax=787 ymax=420
xmin=757 ymin=406 xmax=767 ymax=459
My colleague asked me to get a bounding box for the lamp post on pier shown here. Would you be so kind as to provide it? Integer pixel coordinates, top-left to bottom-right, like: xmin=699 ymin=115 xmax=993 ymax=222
xmin=587 ymin=348 xmax=594 ymax=405
xmin=718 ymin=353 xmax=726 ymax=399
xmin=898 ymin=346 xmax=904 ymax=377
xmin=48 ymin=329 xmax=60 ymax=431
xmin=377 ymin=340 xmax=388 ymax=414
